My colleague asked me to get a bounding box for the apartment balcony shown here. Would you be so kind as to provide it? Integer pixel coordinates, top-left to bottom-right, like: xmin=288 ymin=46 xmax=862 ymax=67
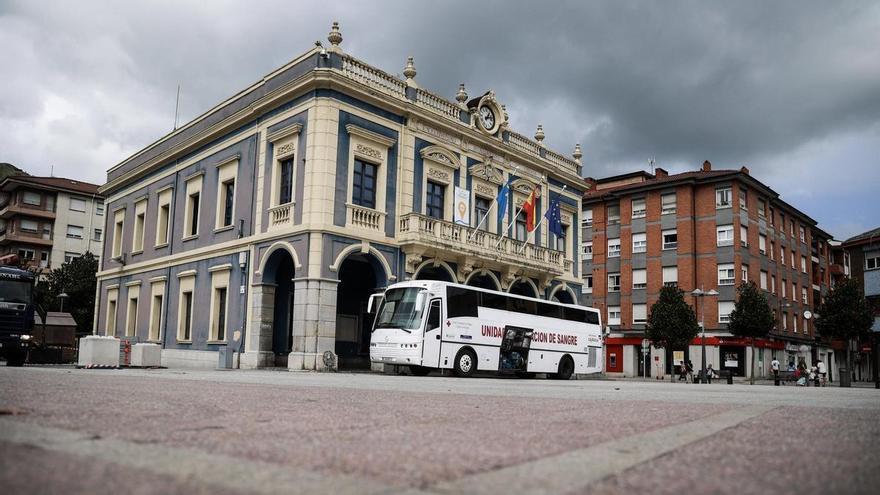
xmin=0 ymin=228 xmax=54 ymax=246
xmin=829 ymin=263 xmax=845 ymax=276
xmin=0 ymin=202 xmax=56 ymax=220
xmin=398 ymin=212 xmax=568 ymax=279
xmin=267 ymin=202 xmax=294 ymax=230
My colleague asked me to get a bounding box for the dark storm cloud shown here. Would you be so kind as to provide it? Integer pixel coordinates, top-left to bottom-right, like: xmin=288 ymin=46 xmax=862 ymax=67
xmin=1 ymin=0 xmax=878 ymax=237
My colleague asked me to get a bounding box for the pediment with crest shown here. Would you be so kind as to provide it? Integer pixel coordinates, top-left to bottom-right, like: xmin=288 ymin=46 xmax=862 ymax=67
xmin=468 ymin=161 xmax=505 ymax=186
xmin=419 ymin=145 xmax=460 ymax=169
xmin=511 ymin=178 xmax=539 ymax=195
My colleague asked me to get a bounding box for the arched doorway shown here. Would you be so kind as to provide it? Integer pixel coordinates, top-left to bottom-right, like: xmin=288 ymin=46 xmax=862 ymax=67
xmin=413 ymin=261 xmax=456 ymax=282
xmin=551 ymin=287 xmax=575 ymax=304
xmin=466 ymin=271 xmax=500 ymax=291
xmin=335 ymin=252 xmax=387 ymax=369
xmin=508 ymin=278 xmax=539 ymax=298
xmin=262 ymin=248 xmax=296 ymax=367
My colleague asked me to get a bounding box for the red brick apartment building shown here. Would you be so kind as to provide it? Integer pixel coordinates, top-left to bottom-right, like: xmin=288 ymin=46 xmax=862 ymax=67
xmin=581 ymin=161 xmax=836 ymax=379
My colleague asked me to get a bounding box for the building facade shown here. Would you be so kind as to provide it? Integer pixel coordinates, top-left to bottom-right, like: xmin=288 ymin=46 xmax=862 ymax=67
xmin=94 ymin=23 xmax=585 ymax=370
xmin=841 ymin=227 xmax=880 ymax=381
xmin=581 ymin=162 xmax=835 ymax=378
xmin=0 ymin=175 xmax=104 ymax=272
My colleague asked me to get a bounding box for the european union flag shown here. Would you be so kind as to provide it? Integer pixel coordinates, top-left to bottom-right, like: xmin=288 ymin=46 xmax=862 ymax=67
xmin=496 ymin=179 xmax=511 ymax=223
xmin=545 ymin=198 xmax=564 ymax=238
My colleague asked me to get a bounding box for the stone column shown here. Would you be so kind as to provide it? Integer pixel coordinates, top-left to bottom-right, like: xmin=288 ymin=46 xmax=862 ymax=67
xmin=289 ymin=278 xmax=339 ymax=371
xmin=240 ymin=283 xmax=275 ymax=369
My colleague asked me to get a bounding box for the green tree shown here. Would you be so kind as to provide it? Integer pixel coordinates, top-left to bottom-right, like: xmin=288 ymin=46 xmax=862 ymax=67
xmin=647 ymin=286 xmax=700 ymax=380
xmin=727 ymin=281 xmax=775 ymax=384
xmin=816 ymin=278 xmax=873 ymax=386
xmin=35 ymin=252 xmax=99 ymax=336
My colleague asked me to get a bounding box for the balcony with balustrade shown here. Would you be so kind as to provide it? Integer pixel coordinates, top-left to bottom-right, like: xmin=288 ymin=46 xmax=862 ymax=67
xmin=267 ymin=202 xmax=294 ymax=230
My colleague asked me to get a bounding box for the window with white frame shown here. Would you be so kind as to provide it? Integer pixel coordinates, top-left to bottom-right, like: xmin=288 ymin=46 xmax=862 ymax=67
xmin=632 ymin=233 xmax=646 ymax=253
xmin=216 ymin=159 xmax=238 ymax=229
xmin=792 ymin=282 xmax=797 ymax=301
xmin=759 ymin=234 xmax=767 ymax=255
xmin=632 ymin=269 xmax=647 ymax=289
xmin=782 ymin=279 xmax=787 ymax=298
xmin=19 ymin=219 xmax=38 ymax=232
xmin=22 ymin=191 xmax=41 ymax=206
xmin=631 ymin=198 xmax=646 ymax=218
xmin=867 ymin=253 xmax=880 ymax=270
xmin=801 ymin=256 xmax=807 ymax=273
xmin=663 ymin=266 xmax=678 ymax=287
xmin=66 ymin=224 xmax=83 ymax=239
xmin=769 ymin=207 xmax=775 ymax=226
xmin=790 ymin=250 xmax=795 ymax=267
xmin=608 ymin=306 xmax=621 ymax=325
xmin=209 ymin=267 xmax=231 ymax=342
xmin=770 ymin=240 xmax=775 ymax=260
xmin=607 ymin=204 xmax=620 ymax=225
xmin=633 ymin=304 xmax=647 ymax=325
xmin=133 ymin=199 xmax=147 ymax=252
xmin=64 ymin=252 xmax=79 ymax=264
xmin=790 ymin=221 xmax=795 ymax=237
xmin=177 ymin=272 xmax=196 ymax=343
xmin=799 ymin=225 xmax=805 ymax=242
xmin=608 ymin=238 xmax=621 ymax=258
xmin=662 ymin=229 xmax=677 ymax=250
xmin=802 ymin=287 xmax=808 ymax=304
xmin=739 ymin=189 xmax=747 ymax=209
xmin=718 ymin=264 xmax=735 ymax=285
xmin=105 ymin=288 xmax=118 ymax=336
xmin=582 ymin=208 xmax=593 ymax=228
xmin=717 ymin=224 xmax=734 ymax=247
xmin=661 ymin=193 xmax=676 ymax=215
xmin=793 ymin=314 xmax=798 ymax=333
xmin=184 ymin=174 xmax=203 ymax=238
xmin=782 ymin=312 xmax=788 ymax=330
xmin=760 ymin=270 xmax=768 ymax=290
xmin=148 ymin=280 xmax=165 ymax=342
xmin=719 ymin=301 xmax=735 ymax=323
xmin=126 ymin=290 xmax=139 ymax=337
xmin=96 ymin=201 xmax=104 ymax=216
xmin=18 ymin=248 xmax=35 ymax=260
xmin=741 ymin=264 xmax=749 ymax=282
xmin=772 ymin=275 xmax=777 ymax=293
xmin=740 ymin=225 xmax=749 ymax=247
xmin=70 ymin=197 xmax=87 ymax=212
xmin=758 ymin=200 xmax=766 ymax=217
xmin=716 ymin=187 xmax=732 ymax=208
xmin=583 ymin=275 xmax=593 ymax=294
xmin=608 ymin=273 xmax=621 ymax=292
xmin=581 ymin=241 xmax=593 ymax=261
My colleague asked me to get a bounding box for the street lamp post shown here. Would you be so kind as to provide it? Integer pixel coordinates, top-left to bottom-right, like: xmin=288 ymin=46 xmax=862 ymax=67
xmin=58 ymin=292 xmax=69 ymax=313
xmin=692 ymin=287 xmax=719 ymax=383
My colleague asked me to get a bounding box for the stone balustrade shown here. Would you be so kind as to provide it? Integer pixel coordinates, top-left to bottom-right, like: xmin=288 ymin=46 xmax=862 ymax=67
xmin=268 ymin=203 xmax=293 ymax=229
xmin=347 ymin=203 xmax=385 ymax=232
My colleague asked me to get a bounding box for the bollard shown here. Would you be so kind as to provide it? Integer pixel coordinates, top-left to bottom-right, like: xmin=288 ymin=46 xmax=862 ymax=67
xmin=727 ymin=371 xmax=733 ymax=384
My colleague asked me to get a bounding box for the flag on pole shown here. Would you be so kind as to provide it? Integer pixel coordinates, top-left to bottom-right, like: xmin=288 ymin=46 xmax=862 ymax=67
xmin=496 ymin=179 xmax=511 ymax=224
xmin=545 ymin=198 xmax=563 ymax=238
xmin=523 ymin=187 xmax=538 ymax=232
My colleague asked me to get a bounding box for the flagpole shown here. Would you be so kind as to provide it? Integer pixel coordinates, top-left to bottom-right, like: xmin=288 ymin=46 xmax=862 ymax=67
xmin=495 ymin=200 xmax=528 ymax=249
xmin=467 ymin=165 xmax=519 ymax=242
xmin=517 ymin=184 xmax=567 ymax=254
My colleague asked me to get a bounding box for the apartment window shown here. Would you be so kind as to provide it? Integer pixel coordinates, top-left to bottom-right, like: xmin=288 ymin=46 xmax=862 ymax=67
xmin=716 ymin=224 xmax=734 ymax=247
xmin=790 ymin=221 xmax=795 ymax=238
xmin=741 ymin=264 xmax=749 ymax=283
xmin=181 ymin=292 xmax=193 ymax=341
xmin=607 ymin=204 xmax=620 ymax=225
xmin=279 ymin=158 xmax=294 ymax=205
xmin=608 ymin=273 xmax=621 ymax=292
xmin=770 ymin=241 xmax=775 ymax=260
xmin=188 ymin=193 xmax=200 ymax=236
xmin=759 ymin=234 xmax=767 ymax=255
xmin=177 ymin=272 xmax=196 ymax=343
xmin=66 ymin=224 xmax=83 ymax=239
xmin=799 ymin=226 xmax=805 ymax=243
xmin=149 ymin=293 xmax=163 ymax=342
xmin=352 ymin=159 xmax=377 ymax=209
xmin=801 ymin=256 xmax=807 ymax=273
xmin=866 ymin=254 xmax=880 ymax=270
xmin=792 ymin=282 xmax=797 ymax=301
xmin=474 ymin=196 xmax=491 ymax=232
xmin=515 ymin=211 xmax=527 ymax=242
xmin=126 ymin=294 xmax=139 ymax=337
xmin=40 ymin=251 xmax=48 ymax=267
xmin=184 ymin=174 xmax=203 ymax=238
xmin=22 ymin=191 xmax=41 ymax=206
xmin=608 ymin=306 xmax=621 ymax=325
xmin=554 ymin=225 xmax=568 ymax=253
xmin=70 ymin=197 xmax=87 ymax=212
xmin=802 ymin=287 xmax=808 ymax=304
xmin=633 ymin=304 xmax=647 ymax=325
xmin=220 ymin=179 xmax=235 ymax=228
xmin=758 ymin=200 xmax=766 ymax=218
xmin=782 ymin=278 xmax=787 ymax=298
xmin=719 ymin=301 xmax=735 ymax=323
xmin=608 ymin=238 xmax=621 ymax=258
xmin=662 ymin=266 xmax=678 ymax=287
xmin=718 ymin=264 xmax=735 ymax=286
xmin=156 ymin=187 xmax=172 ymax=247
xmin=583 ymin=275 xmax=593 ymax=294
xmin=20 ymin=219 xmax=38 ymax=232
xmin=426 ymin=181 xmax=445 ymax=220
xmin=661 ymin=193 xmax=676 ymax=215
xmin=793 ymin=314 xmax=798 ymax=333
xmin=662 ymin=229 xmax=677 ymax=250
xmin=581 ymin=241 xmax=593 ymax=261
xmin=96 ymin=201 xmax=105 ymax=215
xmin=631 ymin=198 xmax=646 ymax=218
xmin=632 ymin=269 xmax=647 ymax=289
xmin=769 ymin=207 xmax=775 ymax=226
xmin=782 ymin=312 xmax=788 ymax=331
xmin=64 ymin=252 xmax=79 ymax=264
xmin=760 ymin=270 xmax=768 ymax=290
xmin=582 ymin=209 xmax=593 ymax=228
xmin=791 ymin=250 xmax=796 ymax=268
xmin=716 ymin=187 xmax=732 ymax=208
xmin=632 ymin=233 xmax=646 ymax=254
xmin=105 ymin=288 xmax=118 ymax=336
xmin=771 ymin=275 xmax=777 ymax=293
xmin=210 ymin=272 xmax=230 ymax=342
xmin=94 ymin=228 xmax=103 ymax=241
xmin=740 ymin=225 xmax=749 ymax=247
xmin=739 ymin=189 xmax=747 ymax=209
xmin=133 ymin=199 xmax=147 ymax=252
xmin=780 ymin=247 xmax=786 ymax=265
xmin=18 ymin=248 xmax=35 ymax=260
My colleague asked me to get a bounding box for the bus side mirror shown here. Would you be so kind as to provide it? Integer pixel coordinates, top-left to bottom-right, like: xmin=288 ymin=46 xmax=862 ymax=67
xmin=367 ymin=293 xmax=382 ymax=313
xmin=415 ymin=291 xmax=427 ymax=313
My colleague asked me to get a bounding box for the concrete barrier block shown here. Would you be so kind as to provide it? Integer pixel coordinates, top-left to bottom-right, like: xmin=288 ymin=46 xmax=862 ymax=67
xmin=78 ymin=336 xmax=120 ymax=368
xmin=130 ymin=343 xmax=162 ymax=367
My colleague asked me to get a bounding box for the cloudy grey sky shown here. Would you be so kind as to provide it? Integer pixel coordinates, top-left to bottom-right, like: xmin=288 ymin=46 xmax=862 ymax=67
xmin=2 ymin=0 xmax=878 ymax=239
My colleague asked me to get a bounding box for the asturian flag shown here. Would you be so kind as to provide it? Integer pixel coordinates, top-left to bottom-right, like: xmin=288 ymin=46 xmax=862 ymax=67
xmin=545 ymin=198 xmax=564 ymax=238
xmin=522 ymin=186 xmax=539 ymax=232
xmin=496 ymin=178 xmax=511 ymax=224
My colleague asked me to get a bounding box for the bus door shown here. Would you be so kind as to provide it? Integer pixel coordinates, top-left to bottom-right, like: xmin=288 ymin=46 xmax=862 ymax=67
xmin=421 ymin=299 xmax=442 ymax=368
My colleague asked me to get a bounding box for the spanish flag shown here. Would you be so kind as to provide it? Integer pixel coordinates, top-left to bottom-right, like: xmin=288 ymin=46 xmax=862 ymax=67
xmin=523 ymin=187 xmax=538 ymax=232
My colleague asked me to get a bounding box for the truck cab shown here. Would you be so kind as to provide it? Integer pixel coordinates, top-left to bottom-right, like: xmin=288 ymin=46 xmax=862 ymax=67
xmin=0 ymin=266 xmax=36 ymax=366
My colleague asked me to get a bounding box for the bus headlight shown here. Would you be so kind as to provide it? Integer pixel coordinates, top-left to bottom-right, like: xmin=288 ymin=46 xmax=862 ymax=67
xmin=20 ymin=335 xmax=32 ymax=341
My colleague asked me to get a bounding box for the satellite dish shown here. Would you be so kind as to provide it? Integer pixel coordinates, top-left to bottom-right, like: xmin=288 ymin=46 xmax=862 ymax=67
xmin=803 ymin=310 xmax=813 ymax=320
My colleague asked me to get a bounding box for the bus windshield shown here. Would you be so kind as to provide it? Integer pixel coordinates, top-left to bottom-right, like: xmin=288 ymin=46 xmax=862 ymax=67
xmin=375 ymin=287 xmax=425 ymax=331
xmin=0 ymin=279 xmax=32 ymax=304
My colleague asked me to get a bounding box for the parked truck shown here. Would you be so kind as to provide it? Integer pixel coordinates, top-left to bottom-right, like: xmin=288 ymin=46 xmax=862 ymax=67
xmin=0 ymin=266 xmax=36 ymax=366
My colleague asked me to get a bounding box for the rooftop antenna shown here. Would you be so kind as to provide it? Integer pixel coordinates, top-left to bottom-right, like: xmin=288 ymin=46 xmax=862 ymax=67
xmin=648 ymin=156 xmax=655 ymax=174
xmin=50 ymin=164 xmax=54 ymax=177
xmin=173 ymin=84 xmax=180 ymax=130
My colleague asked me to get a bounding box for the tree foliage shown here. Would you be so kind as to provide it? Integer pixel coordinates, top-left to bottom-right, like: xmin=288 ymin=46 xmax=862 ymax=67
xmin=816 ymin=278 xmax=873 ymax=340
xmin=727 ymin=281 xmax=775 ymax=340
xmin=646 ymin=286 xmax=700 ymax=350
xmin=33 ymin=252 xmax=98 ymax=335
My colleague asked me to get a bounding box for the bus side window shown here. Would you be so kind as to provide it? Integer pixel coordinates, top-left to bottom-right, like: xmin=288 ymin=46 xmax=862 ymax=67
xmin=427 ymin=300 xmax=441 ymax=330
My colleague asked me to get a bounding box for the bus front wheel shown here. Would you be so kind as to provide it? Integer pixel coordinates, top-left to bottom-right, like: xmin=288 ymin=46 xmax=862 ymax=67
xmin=551 ymin=356 xmax=574 ymax=380
xmin=453 ymin=349 xmax=477 ymax=378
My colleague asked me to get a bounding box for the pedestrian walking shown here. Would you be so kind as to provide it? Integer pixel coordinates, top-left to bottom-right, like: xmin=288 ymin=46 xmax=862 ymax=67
xmin=817 ymin=359 xmax=827 ymax=387
xmin=686 ymin=359 xmax=694 ymax=383
xmin=771 ymin=356 xmax=780 ymax=385
xmin=706 ymin=364 xmax=715 ymax=384
xmin=810 ymin=365 xmax=819 ymax=387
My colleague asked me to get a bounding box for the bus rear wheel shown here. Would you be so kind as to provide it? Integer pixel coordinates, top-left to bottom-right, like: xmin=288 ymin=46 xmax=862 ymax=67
xmin=409 ymin=366 xmax=431 ymax=376
xmin=551 ymin=356 xmax=574 ymax=380
xmin=454 ymin=348 xmax=477 ymax=378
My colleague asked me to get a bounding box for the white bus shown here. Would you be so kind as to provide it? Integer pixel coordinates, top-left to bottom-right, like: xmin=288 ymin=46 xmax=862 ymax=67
xmin=368 ymin=280 xmax=603 ymax=379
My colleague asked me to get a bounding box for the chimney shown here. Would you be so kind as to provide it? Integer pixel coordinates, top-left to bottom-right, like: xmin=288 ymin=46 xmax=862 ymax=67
xmin=740 ymin=166 xmax=750 ymax=175
xmin=584 ymin=177 xmax=597 ymax=190
xmin=654 ymin=167 xmax=668 ymax=178
xmin=702 ymin=160 xmax=712 ymax=172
